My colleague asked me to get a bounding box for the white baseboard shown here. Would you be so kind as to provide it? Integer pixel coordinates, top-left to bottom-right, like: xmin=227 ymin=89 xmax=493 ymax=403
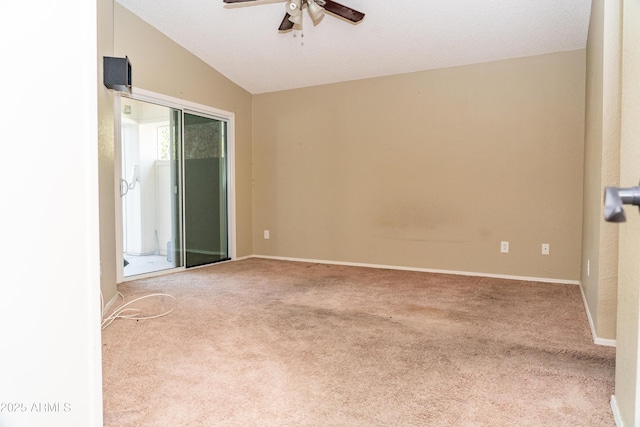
xmin=245 ymin=255 xmax=580 ymax=285
xmin=578 ymin=281 xmax=617 ymax=347
xmin=594 ymin=336 xmax=617 ymax=347
xmin=611 ymin=395 xmax=624 ymax=427
xmin=233 ymin=255 xmax=254 ymax=262
xmin=102 ymin=292 xmax=120 ymax=317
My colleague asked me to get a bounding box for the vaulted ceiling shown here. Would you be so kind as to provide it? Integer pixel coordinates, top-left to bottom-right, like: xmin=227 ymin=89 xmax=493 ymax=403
xmin=115 ymin=0 xmax=592 ymax=94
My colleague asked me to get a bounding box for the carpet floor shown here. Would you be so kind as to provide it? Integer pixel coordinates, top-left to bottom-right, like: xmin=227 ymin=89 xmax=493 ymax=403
xmin=102 ymin=258 xmax=616 ymax=426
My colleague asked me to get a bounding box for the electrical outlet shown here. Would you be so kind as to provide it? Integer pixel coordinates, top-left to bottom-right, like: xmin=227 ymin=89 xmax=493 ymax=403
xmin=264 ymin=230 xmax=270 ymax=239
xmin=542 ymin=244 xmax=549 ymax=255
xmin=500 ymin=241 xmax=509 ymax=253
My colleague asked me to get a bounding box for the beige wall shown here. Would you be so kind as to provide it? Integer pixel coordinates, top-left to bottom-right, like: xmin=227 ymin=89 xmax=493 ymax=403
xmin=95 ymin=3 xmax=253 ymax=303
xmin=98 ymin=0 xmax=118 ymax=302
xmin=615 ymin=0 xmax=640 ymax=424
xmin=581 ymin=0 xmax=620 ymax=342
xmin=253 ymin=51 xmax=586 ymax=280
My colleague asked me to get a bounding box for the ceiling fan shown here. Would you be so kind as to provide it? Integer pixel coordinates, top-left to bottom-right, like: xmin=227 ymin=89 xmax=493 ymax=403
xmin=222 ymin=0 xmax=365 ymax=32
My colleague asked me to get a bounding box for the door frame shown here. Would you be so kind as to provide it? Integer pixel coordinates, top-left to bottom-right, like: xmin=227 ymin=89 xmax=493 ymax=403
xmin=114 ymin=88 xmax=237 ymax=282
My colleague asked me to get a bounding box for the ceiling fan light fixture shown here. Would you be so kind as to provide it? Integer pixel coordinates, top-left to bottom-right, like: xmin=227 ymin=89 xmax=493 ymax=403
xmin=227 ymin=0 xmax=364 ymax=34
xmin=307 ymin=0 xmax=324 ymax=22
xmin=287 ymin=0 xmax=301 ymax=16
xmin=288 ymin=12 xmax=302 ymax=25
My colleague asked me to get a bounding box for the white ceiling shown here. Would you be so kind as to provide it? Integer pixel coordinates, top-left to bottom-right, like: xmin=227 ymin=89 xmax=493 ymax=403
xmin=115 ymin=0 xmax=592 ymax=94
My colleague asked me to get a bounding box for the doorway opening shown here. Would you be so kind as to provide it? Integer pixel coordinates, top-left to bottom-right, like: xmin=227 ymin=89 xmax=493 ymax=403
xmin=116 ymin=90 xmax=235 ymax=281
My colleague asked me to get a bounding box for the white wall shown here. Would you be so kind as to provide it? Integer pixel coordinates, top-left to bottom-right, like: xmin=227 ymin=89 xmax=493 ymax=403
xmin=0 ymin=1 xmax=103 ymax=426
xmin=614 ymin=0 xmax=640 ymax=425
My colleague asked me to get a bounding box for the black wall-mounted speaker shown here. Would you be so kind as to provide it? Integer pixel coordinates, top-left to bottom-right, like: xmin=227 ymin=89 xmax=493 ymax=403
xmin=103 ymin=56 xmax=132 ymax=93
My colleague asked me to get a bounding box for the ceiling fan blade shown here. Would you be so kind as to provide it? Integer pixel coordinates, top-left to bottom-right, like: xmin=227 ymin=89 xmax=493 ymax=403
xmin=322 ymin=0 xmax=364 ymax=23
xmin=278 ymin=13 xmax=295 ymax=31
xmin=223 ymin=0 xmax=260 ymax=3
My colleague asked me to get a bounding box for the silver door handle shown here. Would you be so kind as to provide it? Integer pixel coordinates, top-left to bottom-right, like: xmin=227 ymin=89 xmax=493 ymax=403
xmin=604 ymin=185 xmax=640 ymax=222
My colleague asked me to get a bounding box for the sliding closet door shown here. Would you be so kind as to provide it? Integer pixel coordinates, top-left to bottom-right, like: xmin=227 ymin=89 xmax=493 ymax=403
xmin=183 ymin=112 xmax=229 ymax=267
